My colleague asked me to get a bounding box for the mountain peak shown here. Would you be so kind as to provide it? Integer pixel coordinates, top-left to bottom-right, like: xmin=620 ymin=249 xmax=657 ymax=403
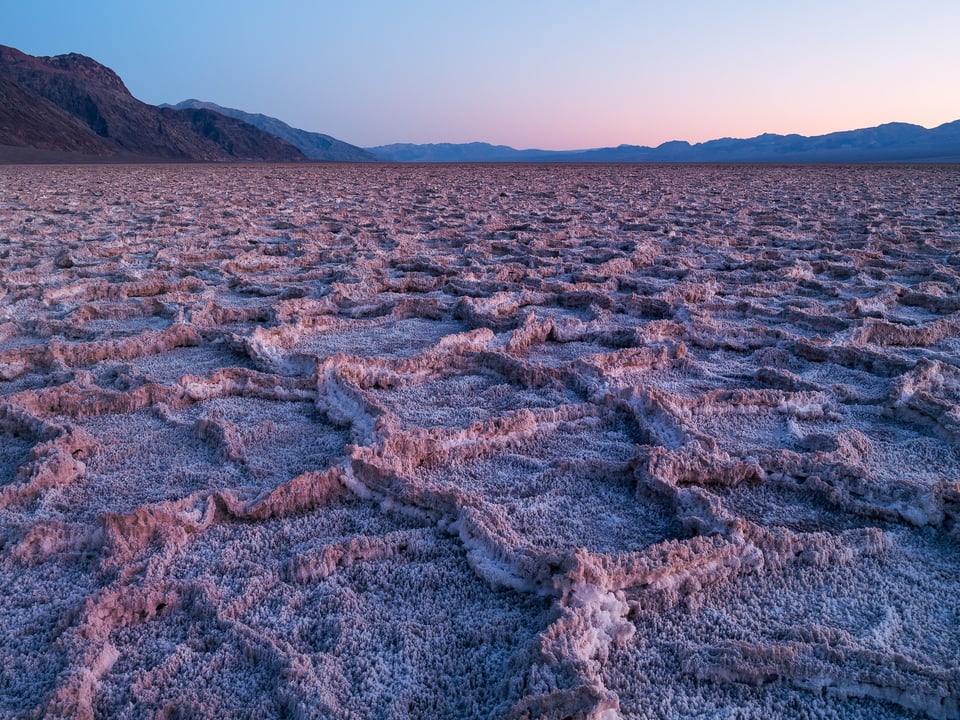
xmin=0 ymin=45 xmax=304 ymax=162
xmin=0 ymin=45 xmax=129 ymax=95
xmin=45 ymin=51 xmax=129 ymax=93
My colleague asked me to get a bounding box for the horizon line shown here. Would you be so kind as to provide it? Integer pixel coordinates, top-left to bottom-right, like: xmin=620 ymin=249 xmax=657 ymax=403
xmin=358 ymin=117 xmax=959 ymax=153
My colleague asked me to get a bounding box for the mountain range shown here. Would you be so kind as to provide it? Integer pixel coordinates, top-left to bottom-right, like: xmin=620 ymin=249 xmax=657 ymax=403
xmin=2 ymin=45 xmax=959 ymax=164
xmin=369 ymin=121 xmax=960 ymax=163
xmin=162 ymin=100 xmax=378 ymax=162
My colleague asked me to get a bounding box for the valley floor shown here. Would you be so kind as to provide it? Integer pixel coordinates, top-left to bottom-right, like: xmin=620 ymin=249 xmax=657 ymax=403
xmin=1 ymin=164 xmax=958 ymax=719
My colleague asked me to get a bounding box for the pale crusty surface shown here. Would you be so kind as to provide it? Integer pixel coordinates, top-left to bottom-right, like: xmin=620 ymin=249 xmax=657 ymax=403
xmin=1 ymin=164 xmax=959 ymax=719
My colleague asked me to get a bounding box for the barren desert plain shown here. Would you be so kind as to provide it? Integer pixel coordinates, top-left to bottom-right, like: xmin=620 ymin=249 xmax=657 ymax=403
xmin=1 ymin=163 xmax=959 ymax=719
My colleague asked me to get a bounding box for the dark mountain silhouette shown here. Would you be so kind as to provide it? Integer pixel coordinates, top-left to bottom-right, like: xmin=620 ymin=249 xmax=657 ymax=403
xmin=167 ymin=100 xmax=380 ymax=162
xmin=0 ymin=45 xmax=304 ymax=162
xmin=369 ymin=120 xmax=960 ymax=163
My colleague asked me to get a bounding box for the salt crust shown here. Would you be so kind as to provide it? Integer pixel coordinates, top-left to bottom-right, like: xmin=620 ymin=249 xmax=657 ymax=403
xmin=0 ymin=165 xmax=958 ymax=719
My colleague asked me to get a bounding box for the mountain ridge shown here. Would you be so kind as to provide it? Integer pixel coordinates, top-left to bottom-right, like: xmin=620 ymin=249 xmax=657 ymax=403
xmin=165 ymin=100 xmax=380 ymax=162
xmin=369 ymin=120 xmax=960 ymax=163
xmin=0 ymin=45 xmax=305 ymax=162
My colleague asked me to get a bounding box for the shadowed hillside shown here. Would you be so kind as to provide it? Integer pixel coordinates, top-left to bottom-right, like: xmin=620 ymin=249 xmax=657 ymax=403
xmin=0 ymin=45 xmax=304 ymax=162
xmin=169 ymin=100 xmax=380 ymax=162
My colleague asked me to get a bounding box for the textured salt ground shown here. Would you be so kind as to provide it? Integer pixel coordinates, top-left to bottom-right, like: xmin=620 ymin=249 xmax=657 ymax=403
xmin=82 ymin=313 xmax=171 ymax=338
xmin=367 ymin=372 xmax=579 ymax=429
xmin=523 ymin=340 xmax=612 ymax=366
xmin=0 ymin=370 xmax=63 ymax=395
xmin=123 ymin=343 xmax=255 ymax=384
xmin=708 ymin=480 xmax=890 ymax=534
xmin=0 ymin=555 xmax=100 ymax=716
xmin=607 ymin=528 xmax=960 ymax=720
xmin=408 ymin=415 xmax=637 ymax=493
xmin=687 ymin=403 xmax=819 ymax=451
xmin=759 ymin=356 xmax=892 ymax=400
xmin=47 ymin=409 xmax=241 ymax=522
xmin=525 ymin=305 xmax=599 ymax=325
xmin=95 ymin=503 xmax=550 ymax=719
xmin=0 ymin=431 xmax=32 ymax=487
xmin=291 ymin=318 xmax=470 ymax=359
xmin=488 ymin=467 xmax=681 ymax=556
xmin=851 ymin=414 xmax=960 ymax=486
xmin=0 ymin=331 xmax=48 ymax=353
xmin=1 ymin=165 xmax=959 ymax=719
xmin=410 ymin=415 xmax=681 ymax=556
xmin=173 ymin=397 xmax=349 ymax=483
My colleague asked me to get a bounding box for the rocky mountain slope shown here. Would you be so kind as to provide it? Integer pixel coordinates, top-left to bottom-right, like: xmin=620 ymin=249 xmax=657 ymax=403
xmin=0 ymin=73 xmax=115 ymax=157
xmin=0 ymin=45 xmax=304 ymax=162
xmin=168 ymin=100 xmax=380 ymax=162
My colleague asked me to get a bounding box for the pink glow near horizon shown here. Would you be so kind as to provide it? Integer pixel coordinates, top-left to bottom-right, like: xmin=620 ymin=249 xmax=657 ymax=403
xmin=5 ymin=0 xmax=960 ymax=149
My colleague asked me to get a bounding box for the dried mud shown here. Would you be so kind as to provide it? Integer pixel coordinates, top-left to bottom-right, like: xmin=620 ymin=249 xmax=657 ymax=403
xmin=1 ymin=164 xmax=959 ymax=719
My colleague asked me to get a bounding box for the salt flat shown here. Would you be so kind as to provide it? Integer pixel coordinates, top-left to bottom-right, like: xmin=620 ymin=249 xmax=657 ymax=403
xmin=1 ymin=164 xmax=958 ymax=719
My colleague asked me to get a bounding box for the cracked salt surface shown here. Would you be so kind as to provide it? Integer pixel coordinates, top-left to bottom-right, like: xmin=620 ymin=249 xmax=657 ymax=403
xmin=1 ymin=164 xmax=959 ymax=719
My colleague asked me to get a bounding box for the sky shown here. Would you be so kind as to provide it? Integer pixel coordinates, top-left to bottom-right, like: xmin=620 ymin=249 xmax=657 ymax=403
xmin=4 ymin=0 xmax=960 ymax=150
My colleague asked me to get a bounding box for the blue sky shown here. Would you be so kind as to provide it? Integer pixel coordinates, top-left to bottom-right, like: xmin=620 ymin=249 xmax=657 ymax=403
xmin=4 ymin=0 xmax=959 ymax=149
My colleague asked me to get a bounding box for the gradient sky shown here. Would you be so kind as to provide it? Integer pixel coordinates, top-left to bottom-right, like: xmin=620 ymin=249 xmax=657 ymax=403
xmin=4 ymin=0 xmax=960 ymax=150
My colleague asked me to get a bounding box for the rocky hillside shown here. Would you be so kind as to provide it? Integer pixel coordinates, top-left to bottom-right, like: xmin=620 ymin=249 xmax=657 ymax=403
xmin=169 ymin=100 xmax=379 ymax=162
xmin=0 ymin=45 xmax=304 ymax=162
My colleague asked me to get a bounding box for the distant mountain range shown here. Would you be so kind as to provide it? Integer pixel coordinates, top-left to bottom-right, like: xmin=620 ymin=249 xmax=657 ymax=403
xmin=2 ymin=44 xmax=958 ymax=164
xmin=163 ymin=100 xmax=379 ymax=162
xmin=369 ymin=121 xmax=960 ymax=163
